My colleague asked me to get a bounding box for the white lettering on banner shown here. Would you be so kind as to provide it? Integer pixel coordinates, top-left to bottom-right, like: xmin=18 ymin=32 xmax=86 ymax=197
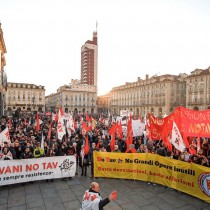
xmin=171 ymin=121 xmax=185 ymax=152
xmin=0 ymin=156 xmax=76 ymax=186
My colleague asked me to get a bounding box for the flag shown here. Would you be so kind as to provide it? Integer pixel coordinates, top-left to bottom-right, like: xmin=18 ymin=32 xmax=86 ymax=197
xmin=47 ymin=122 xmax=52 ymax=140
xmin=35 ymin=113 xmax=40 ymax=131
xmin=117 ymin=121 xmax=123 ymax=139
xmin=84 ymin=135 xmax=89 ymax=154
xmin=108 ymin=123 xmax=117 ymax=135
xmin=81 ymin=121 xmax=91 ymax=133
xmin=66 ymin=114 xmax=75 ymax=136
xmin=126 ymin=116 xmax=133 ymax=149
xmin=171 ymin=121 xmax=185 ymax=152
xmin=110 ymin=134 xmax=115 ymax=151
xmin=0 ymin=127 xmax=11 ymax=145
xmin=57 ymin=108 xmax=66 ymax=140
xmin=86 ymin=115 xmax=91 ymax=122
xmin=73 ymin=117 xmax=77 ymax=130
xmin=24 ymin=118 xmax=27 ymax=125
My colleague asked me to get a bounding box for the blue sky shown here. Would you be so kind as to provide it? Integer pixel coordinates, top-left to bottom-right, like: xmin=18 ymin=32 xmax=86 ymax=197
xmin=0 ymin=0 xmax=210 ymax=95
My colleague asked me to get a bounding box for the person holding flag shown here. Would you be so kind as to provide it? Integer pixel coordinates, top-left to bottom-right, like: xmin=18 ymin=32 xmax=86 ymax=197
xmin=79 ymin=135 xmax=90 ymax=176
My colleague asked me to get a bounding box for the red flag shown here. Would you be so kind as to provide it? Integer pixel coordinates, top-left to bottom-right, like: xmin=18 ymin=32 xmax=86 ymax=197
xmin=24 ymin=118 xmax=27 ymax=125
xmin=108 ymin=123 xmax=117 ymax=135
xmin=117 ymin=121 xmax=123 ymax=139
xmin=86 ymin=115 xmax=91 ymax=122
xmin=84 ymin=135 xmax=89 ymax=154
xmin=110 ymin=134 xmax=115 ymax=151
xmin=81 ymin=121 xmax=91 ymax=133
xmin=36 ymin=113 xmax=40 ymax=131
xmin=126 ymin=116 xmax=133 ymax=149
xmin=47 ymin=122 xmax=52 ymax=140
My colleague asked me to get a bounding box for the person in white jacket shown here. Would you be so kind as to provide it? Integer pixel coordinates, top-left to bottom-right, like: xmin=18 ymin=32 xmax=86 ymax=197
xmin=81 ymin=182 xmax=117 ymax=210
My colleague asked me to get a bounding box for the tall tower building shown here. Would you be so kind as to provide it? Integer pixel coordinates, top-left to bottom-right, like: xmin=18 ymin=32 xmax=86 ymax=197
xmin=81 ymin=31 xmax=98 ymax=88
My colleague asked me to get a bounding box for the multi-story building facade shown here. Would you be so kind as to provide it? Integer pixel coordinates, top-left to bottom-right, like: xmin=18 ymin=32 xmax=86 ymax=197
xmin=185 ymin=67 xmax=210 ymax=110
xmin=5 ymin=82 xmax=45 ymax=115
xmin=81 ymin=31 xmax=98 ymax=87
xmin=0 ymin=23 xmax=7 ymax=116
xmin=45 ymin=79 xmax=97 ymax=114
xmin=97 ymin=92 xmax=111 ymax=114
xmin=111 ymin=74 xmax=187 ymax=117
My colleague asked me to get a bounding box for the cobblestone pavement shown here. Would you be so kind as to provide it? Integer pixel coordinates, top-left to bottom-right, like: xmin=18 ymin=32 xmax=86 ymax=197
xmin=0 ymin=170 xmax=210 ymax=210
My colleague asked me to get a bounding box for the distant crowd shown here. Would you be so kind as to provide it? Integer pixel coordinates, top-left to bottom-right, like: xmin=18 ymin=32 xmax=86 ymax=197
xmin=0 ymin=111 xmax=209 ymax=178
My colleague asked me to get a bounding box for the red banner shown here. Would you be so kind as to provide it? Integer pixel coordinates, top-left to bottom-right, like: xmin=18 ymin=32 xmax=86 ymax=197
xmin=148 ymin=106 xmax=210 ymax=147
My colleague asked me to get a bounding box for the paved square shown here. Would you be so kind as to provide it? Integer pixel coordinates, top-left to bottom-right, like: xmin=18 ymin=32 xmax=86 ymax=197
xmin=0 ymin=169 xmax=210 ymax=210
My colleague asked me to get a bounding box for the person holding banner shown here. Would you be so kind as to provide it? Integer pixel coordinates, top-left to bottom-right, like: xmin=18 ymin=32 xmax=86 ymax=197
xmin=81 ymin=182 xmax=117 ymax=210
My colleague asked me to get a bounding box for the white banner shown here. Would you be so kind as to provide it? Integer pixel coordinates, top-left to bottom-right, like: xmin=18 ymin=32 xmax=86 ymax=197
xmin=171 ymin=121 xmax=185 ymax=152
xmin=0 ymin=156 xmax=76 ymax=186
xmin=132 ymin=120 xmax=145 ymax=137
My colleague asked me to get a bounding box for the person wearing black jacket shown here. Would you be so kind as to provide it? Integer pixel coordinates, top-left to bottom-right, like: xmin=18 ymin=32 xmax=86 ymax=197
xmin=81 ymin=182 xmax=117 ymax=210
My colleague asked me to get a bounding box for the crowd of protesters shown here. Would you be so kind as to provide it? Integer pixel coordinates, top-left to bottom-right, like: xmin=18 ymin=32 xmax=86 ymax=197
xmin=0 ymin=110 xmax=210 ymax=180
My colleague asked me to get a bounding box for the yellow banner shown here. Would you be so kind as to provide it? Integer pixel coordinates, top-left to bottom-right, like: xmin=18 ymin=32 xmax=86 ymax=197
xmin=94 ymin=152 xmax=210 ymax=203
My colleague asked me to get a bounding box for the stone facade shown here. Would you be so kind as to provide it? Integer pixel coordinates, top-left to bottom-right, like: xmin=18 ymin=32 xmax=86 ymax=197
xmin=185 ymin=67 xmax=210 ymax=110
xmin=5 ymin=82 xmax=45 ymax=115
xmin=97 ymin=92 xmax=111 ymax=114
xmin=111 ymin=73 xmax=187 ymax=117
xmin=45 ymin=79 xmax=97 ymax=114
xmin=110 ymin=67 xmax=210 ymax=116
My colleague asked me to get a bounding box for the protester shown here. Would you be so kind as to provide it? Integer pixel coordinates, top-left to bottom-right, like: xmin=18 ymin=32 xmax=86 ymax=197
xmin=33 ymin=142 xmax=45 ymax=158
xmin=81 ymin=182 xmax=117 ymax=210
xmin=79 ymin=145 xmax=89 ymax=176
xmin=89 ymin=142 xmax=97 ymax=178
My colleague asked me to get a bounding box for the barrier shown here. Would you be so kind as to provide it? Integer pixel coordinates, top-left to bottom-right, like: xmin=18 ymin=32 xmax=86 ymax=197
xmin=94 ymin=152 xmax=210 ymax=203
xmin=0 ymin=156 xmax=76 ymax=186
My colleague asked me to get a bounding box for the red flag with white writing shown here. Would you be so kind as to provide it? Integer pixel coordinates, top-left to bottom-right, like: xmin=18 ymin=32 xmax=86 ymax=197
xmin=57 ymin=108 xmax=66 ymax=140
xmin=0 ymin=127 xmax=11 ymax=145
